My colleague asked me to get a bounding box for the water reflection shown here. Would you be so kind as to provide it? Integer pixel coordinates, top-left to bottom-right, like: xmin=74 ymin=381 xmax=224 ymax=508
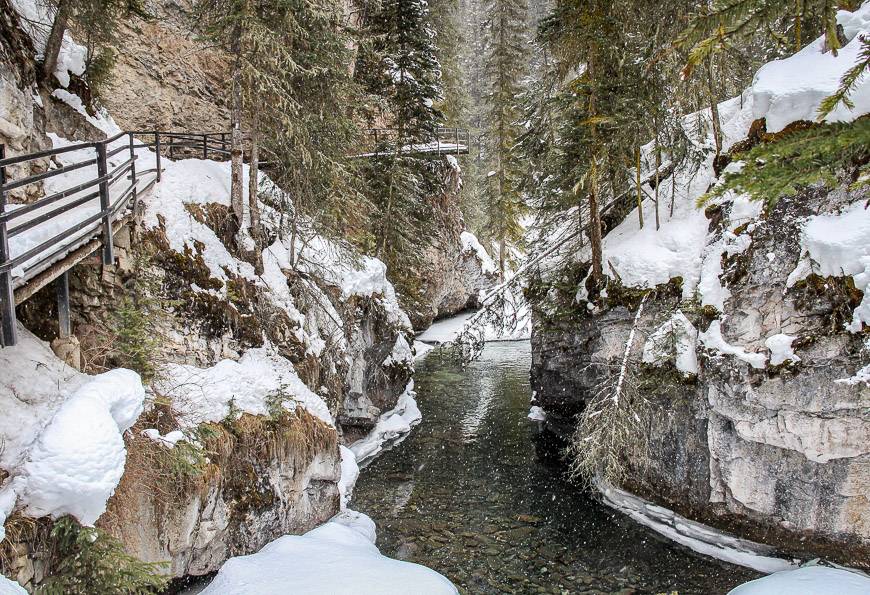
xmin=352 ymin=342 xmax=759 ymax=594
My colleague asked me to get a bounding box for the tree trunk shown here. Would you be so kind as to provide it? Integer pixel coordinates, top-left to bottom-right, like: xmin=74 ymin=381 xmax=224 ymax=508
xmin=706 ymin=56 xmax=722 ymax=161
xmin=230 ymin=23 xmax=245 ymax=229
xmin=586 ymin=48 xmax=603 ymax=283
xmin=498 ymin=238 xmax=506 ymax=281
xmin=588 ymin=161 xmax=604 ymax=283
xmin=43 ymin=0 xmax=71 ymax=82
xmin=654 ymin=134 xmax=661 ymax=230
xmin=248 ymin=103 xmax=261 ymax=243
xmin=635 ymin=147 xmax=644 ymax=228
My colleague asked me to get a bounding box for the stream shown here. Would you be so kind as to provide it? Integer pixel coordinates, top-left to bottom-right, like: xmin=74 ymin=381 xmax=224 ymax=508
xmin=352 ymin=341 xmax=761 ymax=594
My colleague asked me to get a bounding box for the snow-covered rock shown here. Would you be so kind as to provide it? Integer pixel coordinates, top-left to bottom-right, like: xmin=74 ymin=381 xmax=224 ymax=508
xmin=349 ymin=382 xmax=422 ymax=466
xmin=0 ymin=327 xmax=145 ymax=531
xmin=200 ymin=511 xmax=458 ymax=595
xmin=729 ymin=565 xmax=870 ymax=595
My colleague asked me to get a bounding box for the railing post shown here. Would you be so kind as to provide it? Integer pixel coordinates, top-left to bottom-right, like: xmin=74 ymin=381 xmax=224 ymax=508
xmin=96 ymin=141 xmax=114 ymax=265
xmin=221 ymin=132 xmax=227 ymax=159
xmin=128 ymin=132 xmax=138 ymax=208
xmin=202 ymin=134 xmax=208 ymax=160
xmin=169 ymin=134 xmax=175 ymax=160
xmin=56 ymin=271 xmax=70 ymax=338
xmin=0 ymin=144 xmax=17 ymax=346
xmin=154 ymin=131 xmax=162 ymax=182
xmin=455 ymin=128 xmax=459 ymax=155
xmin=374 ymin=129 xmax=379 ymax=156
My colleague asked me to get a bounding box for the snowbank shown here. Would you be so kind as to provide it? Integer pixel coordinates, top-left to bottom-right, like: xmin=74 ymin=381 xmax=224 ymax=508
xmin=0 ymin=576 xmax=26 ymax=595
xmin=0 ymin=327 xmax=145 ymax=531
xmin=349 ymin=382 xmax=422 ymax=466
xmin=729 ymin=565 xmax=870 ymax=594
xmin=156 ymin=347 xmax=333 ymax=427
xmin=10 ymin=0 xmax=86 ymax=87
xmin=460 ymin=231 xmax=497 ymax=275
xmin=592 ymin=2 xmax=870 ymax=306
xmin=200 ymin=510 xmax=458 ymax=595
xmin=751 ymin=2 xmax=870 ymax=132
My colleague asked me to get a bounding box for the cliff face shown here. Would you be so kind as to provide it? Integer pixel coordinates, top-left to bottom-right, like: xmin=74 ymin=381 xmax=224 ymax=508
xmin=530 ymin=184 xmax=870 ymax=568
xmin=0 ymin=1 xmax=421 ymax=587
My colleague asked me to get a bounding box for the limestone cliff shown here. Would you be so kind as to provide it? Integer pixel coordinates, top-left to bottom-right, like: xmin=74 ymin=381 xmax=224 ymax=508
xmin=530 ymin=183 xmax=870 ymax=568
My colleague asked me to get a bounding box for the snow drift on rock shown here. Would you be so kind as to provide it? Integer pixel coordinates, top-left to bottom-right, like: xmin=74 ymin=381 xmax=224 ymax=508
xmin=728 ymin=565 xmax=870 ymax=595
xmin=0 ymin=327 xmax=145 ymax=531
xmin=156 ymin=347 xmax=333 ymax=427
xmin=349 ymin=382 xmax=422 ymax=466
xmin=200 ymin=510 xmax=458 ymax=595
xmin=789 ymin=199 xmax=870 ymax=333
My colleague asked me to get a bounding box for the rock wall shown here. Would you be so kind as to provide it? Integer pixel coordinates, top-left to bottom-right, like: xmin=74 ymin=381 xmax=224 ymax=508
xmin=530 ymin=186 xmax=870 ymax=569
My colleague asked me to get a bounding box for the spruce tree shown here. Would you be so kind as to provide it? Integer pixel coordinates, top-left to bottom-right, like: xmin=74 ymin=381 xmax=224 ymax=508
xmin=481 ymin=0 xmax=529 ymax=277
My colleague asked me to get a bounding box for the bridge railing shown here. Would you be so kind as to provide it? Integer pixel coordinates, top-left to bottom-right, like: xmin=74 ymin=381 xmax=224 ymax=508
xmin=359 ymin=127 xmax=470 ymax=158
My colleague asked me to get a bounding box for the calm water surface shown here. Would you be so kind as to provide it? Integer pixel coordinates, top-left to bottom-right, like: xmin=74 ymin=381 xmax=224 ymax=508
xmin=352 ymin=341 xmax=760 ymax=594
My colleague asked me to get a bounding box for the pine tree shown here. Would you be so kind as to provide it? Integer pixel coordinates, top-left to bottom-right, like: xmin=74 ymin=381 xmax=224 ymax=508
xmin=354 ymin=0 xmax=445 ymax=263
xmin=481 ymin=0 xmax=529 ymax=277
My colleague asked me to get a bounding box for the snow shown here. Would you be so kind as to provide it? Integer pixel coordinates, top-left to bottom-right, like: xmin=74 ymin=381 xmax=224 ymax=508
xmin=200 ymin=510 xmax=458 ymax=595
xmin=0 ymin=576 xmax=26 ymax=595
xmin=349 ymin=382 xmax=422 ymax=466
xmin=751 ymin=2 xmax=870 ymax=132
xmin=338 ymin=445 xmax=360 ymax=510
xmin=10 ymin=0 xmax=86 ymax=87
xmin=589 ymin=1 xmax=870 ymax=304
xmin=155 ymin=347 xmax=333 ymax=428
xmin=142 ymin=428 xmax=187 ymax=448
xmin=50 ymin=89 xmax=121 ymax=136
xmin=699 ymin=320 xmax=768 ymax=369
xmin=416 ymin=310 xmax=476 ymax=344
xmin=765 ymin=334 xmax=800 ymax=366
xmin=297 ymin=235 xmax=411 ymax=331
xmin=729 ymin=565 xmax=870 ymax=594
xmin=642 ymin=311 xmax=699 ymax=376
xmin=598 ymin=480 xmax=797 ymax=574
xmin=789 ymin=200 xmax=870 ymax=332
xmin=460 ymin=231 xmax=497 ymax=275
xmin=0 ymin=326 xmax=145 ymax=532
xmin=383 ymin=334 xmax=414 ymax=368
xmin=527 ymin=406 xmax=546 ymax=421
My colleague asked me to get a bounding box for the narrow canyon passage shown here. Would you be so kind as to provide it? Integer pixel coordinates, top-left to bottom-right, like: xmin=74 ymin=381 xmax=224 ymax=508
xmin=352 ymin=342 xmax=760 ymax=594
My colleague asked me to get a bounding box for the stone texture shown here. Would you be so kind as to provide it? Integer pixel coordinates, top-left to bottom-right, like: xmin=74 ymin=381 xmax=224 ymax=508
xmin=531 ymin=185 xmax=870 ymax=568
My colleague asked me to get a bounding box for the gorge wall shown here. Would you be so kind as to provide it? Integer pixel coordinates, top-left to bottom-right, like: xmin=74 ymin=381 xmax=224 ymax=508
xmin=530 ymin=181 xmax=870 ymax=569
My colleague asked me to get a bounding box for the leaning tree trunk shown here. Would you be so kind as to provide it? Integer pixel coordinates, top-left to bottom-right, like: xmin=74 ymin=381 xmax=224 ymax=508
xmin=247 ymin=103 xmax=261 ymax=242
xmin=706 ymin=56 xmax=723 ymax=162
xmin=229 ymin=24 xmax=245 ymax=229
xmin=42 ymin=0 xmax=71 ymax=82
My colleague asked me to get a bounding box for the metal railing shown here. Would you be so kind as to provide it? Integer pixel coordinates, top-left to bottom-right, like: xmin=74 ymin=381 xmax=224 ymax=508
xmin=0 ymin=130 xmax=248 ymax=346
xmin=360 ymin=127 xmax=470 ymax=158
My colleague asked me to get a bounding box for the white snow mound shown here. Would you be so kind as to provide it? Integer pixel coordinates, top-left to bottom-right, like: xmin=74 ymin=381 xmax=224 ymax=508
xmin=729 ymin=565 xmax=870 ymax=594
xmin=200 ymin=510 xmax=458 ymax=595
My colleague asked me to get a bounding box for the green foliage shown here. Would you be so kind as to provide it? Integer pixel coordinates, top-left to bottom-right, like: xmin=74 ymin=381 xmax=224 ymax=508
xmin=818 ymin=34 xmax=870 ymax=119
xmin=38 ymin=517 xmax=168 ymax=595
xmin=480 ymin=0 xmax=529 ymax=274
xmin=676 ymin=0 xmax=847 ymax=78
xmin=700 ymin=117 xmax=870 ymax=209
xmin=110 ymin=255 xmax=163 ymax=382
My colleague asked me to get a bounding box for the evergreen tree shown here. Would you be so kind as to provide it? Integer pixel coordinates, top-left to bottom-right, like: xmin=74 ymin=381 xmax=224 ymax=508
xmin=481 ymin=0 xmax=529 ymax=276
xmin=354 ymin=0 xmax=445 ymax=265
